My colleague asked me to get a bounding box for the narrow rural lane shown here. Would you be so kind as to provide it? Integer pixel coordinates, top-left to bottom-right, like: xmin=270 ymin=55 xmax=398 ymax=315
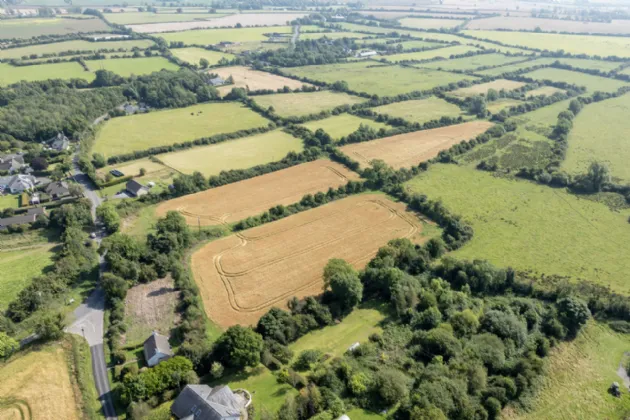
xmin=291 ymin=24 xmax=300 ymax=46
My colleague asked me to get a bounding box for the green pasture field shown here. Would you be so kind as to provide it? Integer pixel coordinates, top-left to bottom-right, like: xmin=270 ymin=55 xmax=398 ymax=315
xmin=252 ymin=91 xmax=366 ymax=117
xmin=419 ymin=53 xmax=528 ymax=71
xmin=0 ymin=62 xmax=93 ymax=86
xmin=509 ymin=99 xmax=572 ymax=133
xmin=347 ymin=409 xmax=384 ymax=420
xmin=462 ymin=30 xmax=630 ymax=57
xmin=85 ymin=56 xmax=180 ymax=77
xmin=563 ymin=93 xmax=630 ymax=183
xmin=336 ymin=22 xmax=466 ymax=43
xmin=475 ymin=58 xmax=556 ymax=76
xmin=522 ymin=68 xmax=629 ymax=93
xmin=506 ymin=322 xmax=630 ymax=420
xmin=554 ymin=57 xmax=623 ymax=72
xmin=283 ymin=61 xmax=478 ymax=96
xmin=383 ymin=45 xmax=481 ymax=62
xmin=450 ymin=79 xmax=526 ymax=97
xmin=0 ymin=39 xmax=154 ymax=60
xmin=159 ymin=26 xmax=293 ymax=45
xmin=371 ymin=96 xmax=468 ymax=124
xmin=405 ymin=164 xmax=630 ymax=293
xmin=526 ymin=86 xmax=565 ymax=97
xmin=104 ymin=12 xmax=230 ymax=25
xmin=92 ymin=102 xmax=269 ymax=157
xmin=298 ymin=31 xmax=363 ymax=40
xmin=486 ymin=98 xmax=522 ymax=114
xmin=300 ymin=113 xmax=389 ymax=139
xmin=462 ymin=39 xmax=534 ymax=55
xmin=0 ymin=245 xmax=57 ymax=308
xmin=398 ymin=17 xmax=466 ymax=29
xmin=396 ymin=39 xmax=444 ymax=50
xmin=0 ymin=17 xmax=111 ymax=40
xmin=170 ymin=47 xmax=235 ymax=65
xmin=159 ymin=130 xmax=303 ymax=176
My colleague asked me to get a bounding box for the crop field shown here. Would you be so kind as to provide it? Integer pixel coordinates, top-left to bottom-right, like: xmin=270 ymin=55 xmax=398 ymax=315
xmin=159 ymin=130 xmax=304 ymax=176
xmin=523 ymin=68 xmax=629 ymax=93
xmin=170 ymin=47 xmax=235 ymax=65
xmin=85 ymin=56 xmax=180 ymax=77
xmin=105 ymin=12 xmax=230 ymax=25
xmin=450 ymin=79 xmax=526 ymax=97
xmin=128 ymin=13 xmax=306 ymax=33
xmin=93 ymin=102 xmax=268 ymax=157
xmin=212 ymin=66 xmax=312 ymax=95
xmin=191 ymin=194 xmax=430 ymax=327
xmin=0 ymin=17 xmax=110 ymax=39
xmin=341 ymin=120 xmax=493 ymax=169
xmin=383 ymin=45 xmax=481 ymax=62
xmin=371 ymin=96 xmax=468 ymax=124
xmin=475 ymin=58 xmax=556 ymax=76
xmin=156 ymin=159 xmax=359 ymax=225
xmin=0 ymin=39 xmax=154 ymax=60
xmin=563 ymin=93 xmax=630 ymax=183
xmin=0 ymin=245 xmax=56 ymax=309
xmin=283 ymin=61 xmax=478 ymax=96
xmin=397 ymin=17 xmax=466 ymax=29
xmin=405 ymin=164 xmax=630 ymax=292
xmin=462 ymin=30 xmax=630 ymax=57
xmin=467 ymin=16 xmax=630 ymax=35
xmin=504 ymin=322 xmax=630 ymax=420
xmin=300 ymin=114 xmax=389 ymax=139
xmin=0 ymin=62 xmax=93 ymax=86
xmin=419 ymin=53 xmax=528 ymax=71
xmin=252 ymin=91 xmax=366 ymax=117
xmin=159 ymin=26 xmax=293 ymax=45
xmin=0 ymin=344 xmax=81 ymax=420
xmin=526 ymin=86 xmax=565 ymax=97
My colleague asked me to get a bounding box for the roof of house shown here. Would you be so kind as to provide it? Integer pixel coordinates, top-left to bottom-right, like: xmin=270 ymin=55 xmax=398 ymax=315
xmin=209 ymin=77 xmax=225 ymax=86
xmin=143 ymin=331 xmax=173 ymax=361
xmin=45 ymin=181 xmax=70 ymax=196
xmin=126 ymin=180 xmax=147 ymax=195
xmin=7 ymin=175 xmax=35 ymax=191
xmin=172 ymin=385 xmax=242 ymax=420
xmin=0 ymin=208 xmax=46 ymax=228
xmin=0 ymin=155 xmax=25 ymax=172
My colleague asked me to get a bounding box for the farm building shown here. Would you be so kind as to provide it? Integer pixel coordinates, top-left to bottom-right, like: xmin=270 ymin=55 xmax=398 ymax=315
xmin=208 ymin=76 xmax=226 ymax=86
xmin=355 ymin=50 xmax=378 ymax=58
xmin=126 ymin=180 xmax=149 ymax=197
xmin=143 ymin=331 xmax=173 ymax=367
xmin=171 ymin=385 xmax=248 ymax=420
xmin=0 ymin=208 xmax=46 ymax=230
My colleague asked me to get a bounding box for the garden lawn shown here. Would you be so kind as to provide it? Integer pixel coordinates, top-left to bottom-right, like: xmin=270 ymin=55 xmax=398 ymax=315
xmin=159 ymin=26 xmax=293 ymax=45
xmin=0 ymin=17 xmax=110 ymax=39
xmin=0 ymin=245 xmax=57 ymax=308
xmin=405 ymin=164 xmax=630 ymax=293
xmin=371 ymin=96 xmax=468 ymax=124
xmin=92 ymin=102 xmax=269 ymax=157
xmin=0 ymin=62 xmax=93 ymax=86
xmin=86 ymin=56 xmax=180 ymax=77
xmin=522 ymin=68 xmax=629 ymax=93
xmin=252 ymin=91 xmax=366 ymax=117
xmin=420 ymin=53 xmax=528 ymax=71
xmin=563 ymin=92 xmax=630 ymax=183
xmin=383 ymin=45 xmax=481 ymax=62
xmin=300 ymin=114 xmax=389 ymax=139
xmin=170 ymin=47 xmax=235 ymax=65
xmin=0 ymin=39 xmax=154 ymax=60
xmin=159 ymin=130 xmax=304 ymax=176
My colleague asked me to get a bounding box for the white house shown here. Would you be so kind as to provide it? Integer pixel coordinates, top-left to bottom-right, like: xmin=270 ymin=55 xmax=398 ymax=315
xmin=355 ymin=50 xmax=378 ymax=59
xmin=143 ymin=331 xmax=173 ymax=367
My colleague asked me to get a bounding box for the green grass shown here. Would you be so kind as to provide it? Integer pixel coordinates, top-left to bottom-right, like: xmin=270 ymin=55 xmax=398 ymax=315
xmin=563 ymin=92 xmax=630 ymax=183
xmin=300 ymin=113 xmax=389 ymax=139
xmin=420 ymin=53 xmax=528 ymax=71
xmin=405 ymin=164 xmax=630 ymax=293
xmin=460 ymin=39 xmax=534 ymax=55
xmin=554 ymin=57 xmax=623 ymax=72
xmin=0 ymin=194 xmax=19 ymax=210
xmin=506 ymin=321 xmax=630 ymax=420
xmin=66 ymin=335 xmax=101 ymax=420
xmin=121 ymin=204 xmax=159 ymax=239
xmin=0 ymin=39 xmax=154 ymax=60
xmin=486 ymin=98 xmax=523 ymax=114
xmin=160 ymin=129 xmax=304 ymax=176
xmin=526 ymin=86 xmax=565 ymax=97
xmin=523 ymin=68 xmax=629 ymax=93
xmin=347 ymin=408 xmax=385 ymax=420
xmin=86 ymin=56 xmax=180 ymax=77
xmin=383 ymin=45 xmax=481 ymax=63
xmin=283 ymin=61 xmax=478 ymax=96
xmin=0 ymin=244 xmax=57 ymax=308
xmin=98 ymin=169 xmax=176 ymax=198
xmin=462 ymin=30 xmax=630 ymax=57
xmin=93 ymin=102 xmax=269 ymax=157
xmin=299 ymin=31 xmax=363 ymax=40
xmin=0 ymin=62 xmax=94 ymax=86
xmin=252 ymin=91 xmax=366 ymax=117
xmin=336 ymin=22 xmax=466 ymax=43
xmin=159 ymin=26 xmax=293 ymax=45
xmin=476 ymin=58 xmax=557 ymax=76
xmin=396 ymin=39 xmax=444 ymax=50
xmin=0 ymin=17 xmax=111 ymax=39
xmin=398 ymin=17 xmax=465 ymax=29
xmin=105 ymin=12 xmax=230 ymax=25
xmin=509 ymin=99 xmax=572 ymax=133
xmin=170 ymin=47 xmax=235 ymax=65
xmin=371 ymin=96 xmax=468 ymax=124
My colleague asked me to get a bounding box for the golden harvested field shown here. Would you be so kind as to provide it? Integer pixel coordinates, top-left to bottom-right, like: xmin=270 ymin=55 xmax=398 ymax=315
xmin=252 ymin=91 xmax=366 ymax=117
xmin=0 ymin=344 xmax=80 ymax=420
xmin=213 ymin=66 xmax=312 ymax=95
xmin=450 ymin=79 xmax=526 ymax=97
xmin=156 ymin=159 xmax=359 ymax=225
xmin=340 ymin=120 xmax=494 ymax=169
xmin=191 ymin=194 xmax=428 ymax=327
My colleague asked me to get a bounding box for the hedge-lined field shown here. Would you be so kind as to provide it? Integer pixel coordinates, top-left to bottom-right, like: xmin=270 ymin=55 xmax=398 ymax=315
xmin=371 ymin=96 xmax=468 ymax=124
xmin=85 ymin=56 xmax=180 ymax=77
xmin=522 ymin=68 xmax=629 ymax=92
xmin=0 ymin=17 xmax=110 ymax=39
xmin=0 ymin=62 xmax=93 ymax=86
xmin=252 ymin=91 xmax=366 ymax=117
xmin=300 ymin=113 xmax=389 ymax=139
xmin=159 ymin=26 xmax=293 ymax=45
xmin=0 ymin=39 xmax=154 ymax=59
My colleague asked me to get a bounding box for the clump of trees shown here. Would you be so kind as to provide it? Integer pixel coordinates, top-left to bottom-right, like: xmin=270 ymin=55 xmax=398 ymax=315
xmin=253 ymin=38 xmax=355 ymax=67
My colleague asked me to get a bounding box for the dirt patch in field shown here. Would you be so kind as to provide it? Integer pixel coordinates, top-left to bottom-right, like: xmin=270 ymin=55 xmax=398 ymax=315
xmin=192 ymin=194 xmax=429 ymax=327
xmin=340 ymin=121 xmax=494 ymax=169
xmin=123 ymin=277 xmax=180 ymax=346
xmin=128 ymin=13 xmax=306 ymax=33
xmin=156 ymin=159 xmax=359 ymax=226
xmin=213 ymin=66 xmax=312 ymax=95
xmin=451 ymin=79 xmax=526 ymax=97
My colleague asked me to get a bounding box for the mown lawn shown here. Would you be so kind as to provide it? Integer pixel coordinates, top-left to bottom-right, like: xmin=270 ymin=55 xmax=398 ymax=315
xmin=0 ymin=62 xmax=93 ymax=86
xmin=300 ymin=113 xmax=389 ymax=140
xmin=86 ymin=56 xmax=180 ymax=77
xmin=252 ymin=91 xmax=366 ymax=117
xmin=371 ymin=96 xmax=468 ymax=124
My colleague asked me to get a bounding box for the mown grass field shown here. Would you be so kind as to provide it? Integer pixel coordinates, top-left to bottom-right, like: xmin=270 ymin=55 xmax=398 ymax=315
xmin=420 ymin=53 xmax=528 ymax=71
xmin=93 ymin=102 xmax=269 ymax=157
xmin=523 ymin=68 xmax=629 ymax=93
xmin=0 ymin=17 xmax=110 ymax=39
xmin=563 ymin=93 xmax=630 ymax=183
xmin=300 ymin=113 xmax=389 ymax=139
xmin=160 ymin=130 xmax=304 ymax=176
xmin=0 ymin=245 xmax=57 ymax=308
xmin=405 ymin=164 xmax=630 ymax=293
xmin=252 ymin=91 xmax=366 ymax=117
xmin=105 ymin=12 xmax=230 ymax=25
xmin=504 ymin=322 xmax=630 ymax=420
xmin=283 ymin=61 xmax=478 ymax=96
xmin=383 ymin=45 xmax=481 ymax=62
xmin=0 ymin=62 xmax=93 ymax=86
xmin=0 ymin=39 xmax=154 ymax=60
xmin=486 ymin=98 xmax=523 ymax=113
xmin=336 ymin=22 xmax=467 ymax=43
xmin=372 ymin=96 xmax=468 ymax=124
xmin=170 ymin=47 xmax=235 ymax=65
xmin=554 ymin=57 xmax=623 ymax=72
xmin=398 ymin=17 xmax=465 ymax=29
xmin=159 ymin=26 xmax=293 ymax=45
xmin=86 ymin=56 xmax=180 ymax=77
xmin=475 ymin=58 xmax=556 ymax=76
xmin=450 ymin=79 xmax=525 ymax=97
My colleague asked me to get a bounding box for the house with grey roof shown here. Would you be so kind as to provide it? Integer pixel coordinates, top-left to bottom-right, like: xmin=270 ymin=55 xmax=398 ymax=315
xmin=171 ymin=385 xmax=247 ymax=420
xmin=126 ymin=180 xmax=148 ymax=197
xmin=0 ymin=174 xmax=36 ymax=194
xmin=0 ymin=154 xmax=26 ymax=174
xmin=143 ymin=331 xmax=173 ymax=367
xmin=0 ymin=208 xmax=46 ymax=230
xmin=45 ymin=181 xmax=70 ymax=200
xmin=208 ymin=77 xmax=225 ymax=86
xmin=47 ymin=133 xmax=70 ymax=151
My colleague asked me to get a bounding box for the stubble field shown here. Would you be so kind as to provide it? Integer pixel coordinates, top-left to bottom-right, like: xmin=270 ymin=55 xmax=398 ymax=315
xmin=252 ymin=91 xmax=366 ymax=117
xmin=371 ymin=96 xmax=468 ymax=124
xmin=467 ymin=16 xmax=630 ymax=35
xmin=129 ymin=13 xmax=306 ymax=33
xmin=104 ymin=12 xmax=230 ymax=25
xmin=212 ymin=66 xmax=312 ymax=95
xmin=191 ymin=194 xmax=428 ymax=327
xmin=398 ymin=17 xmax=466 ymax=29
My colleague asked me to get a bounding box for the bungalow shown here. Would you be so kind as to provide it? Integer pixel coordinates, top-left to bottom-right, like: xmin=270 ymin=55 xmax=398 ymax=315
xmin=0 ymin=174 xmax=36 ymax=194
xmin=0 ymin=208 xmax=46 ymax=230
xmin=171 ymin=385 xmax=246 ymax=420
xmin=126 ymin=180 xmax=148 ymax=197
xmin=0 ymin=154 xmax=26 ymax=174
xmin=355 ymin=50 xmax=378 ymax=58
xmin=143 ymin=331 xmax=173 ymax=367
xmin=45 ymin=181 xmax=70 ymax=200
xmin=47 ymin=133 xmax=70 ymax=151
xmin=208 ymin=76 xmax=226 ymax=86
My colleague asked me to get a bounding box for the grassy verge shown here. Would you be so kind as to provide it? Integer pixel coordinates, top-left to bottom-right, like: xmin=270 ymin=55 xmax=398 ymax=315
xmin=65 ymin=335 xmax=103 ymax=420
